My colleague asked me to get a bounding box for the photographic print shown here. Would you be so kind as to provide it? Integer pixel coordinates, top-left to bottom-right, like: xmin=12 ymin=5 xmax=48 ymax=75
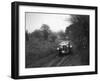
xmin=25 ymin=13 xmax=89 ymax=68
xmin=11 ymin=1 xmax=97 ymax=79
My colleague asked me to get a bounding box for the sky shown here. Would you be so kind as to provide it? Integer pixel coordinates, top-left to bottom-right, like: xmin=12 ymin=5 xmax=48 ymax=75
xmin=25 ymin=12 xmax=72 ymax=33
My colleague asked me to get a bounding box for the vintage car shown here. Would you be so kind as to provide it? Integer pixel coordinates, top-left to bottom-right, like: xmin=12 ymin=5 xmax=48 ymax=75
xmin=57 ymin=41 xmax=72 ymax=56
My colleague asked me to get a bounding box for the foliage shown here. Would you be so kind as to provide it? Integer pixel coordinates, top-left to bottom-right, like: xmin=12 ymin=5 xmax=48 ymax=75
xmin=25 ymin=24 xmax=59 ymax=67
xmin=57 ymin=30 xmax=66 ymax=40
xmin=25 ymin=30 xmax=29 ymax=41
xmin=65 ymin=15 xmax=89 ymax=49
xmin=40 ymin=24 xmax=51 ymax=40
xmin=65 ymin=15 xmax=89 ymax=65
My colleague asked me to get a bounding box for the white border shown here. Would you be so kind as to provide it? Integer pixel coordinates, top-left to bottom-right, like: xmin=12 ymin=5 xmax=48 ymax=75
xmin=19 ymin=5 xmax=95 ymax=76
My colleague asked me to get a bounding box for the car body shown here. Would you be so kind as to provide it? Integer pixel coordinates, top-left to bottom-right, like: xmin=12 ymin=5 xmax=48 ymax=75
xmin=57 ymin=41 xmax=72 ymax=56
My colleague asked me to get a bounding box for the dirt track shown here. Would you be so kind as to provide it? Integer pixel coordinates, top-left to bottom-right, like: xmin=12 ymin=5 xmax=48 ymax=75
xmin=27 ymin=52 xmax=82 ymax=68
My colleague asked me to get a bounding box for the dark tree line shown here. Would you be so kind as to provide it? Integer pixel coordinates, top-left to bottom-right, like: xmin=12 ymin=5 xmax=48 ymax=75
xmin=65 ymin=15 xmax=89 ymax=50
xmin=65 ymin=15 xmax=89 ymax=65
xmin=25 ymin=24 xmax=58 ymax=43
xmin=26 ymin=24 xmax=67 ymax=43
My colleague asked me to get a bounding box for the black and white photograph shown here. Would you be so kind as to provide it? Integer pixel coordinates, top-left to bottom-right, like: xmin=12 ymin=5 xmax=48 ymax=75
xmin=25 ymin=13 xmax=89 ymax=68
xmin=11 ymin=1 xmax=97 ymax=79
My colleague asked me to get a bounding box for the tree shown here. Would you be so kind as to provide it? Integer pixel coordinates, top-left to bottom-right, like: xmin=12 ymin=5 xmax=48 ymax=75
xmin=48 ymin=33 xmax=57 ymax=42
xmin=66 ymin=15 xmax=90 ymax=65
xmin=40 ymin=24 xmax=51 ymax=40
xmin=58 ymin=31 xmax=66 ymax=40
xmin=25 ymin=31 xmax=29 ymax=41
xmin=30 ymin=30 xmax=43 ymax=40
xmin=65 ymin=15 xmax=89 ymax=49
